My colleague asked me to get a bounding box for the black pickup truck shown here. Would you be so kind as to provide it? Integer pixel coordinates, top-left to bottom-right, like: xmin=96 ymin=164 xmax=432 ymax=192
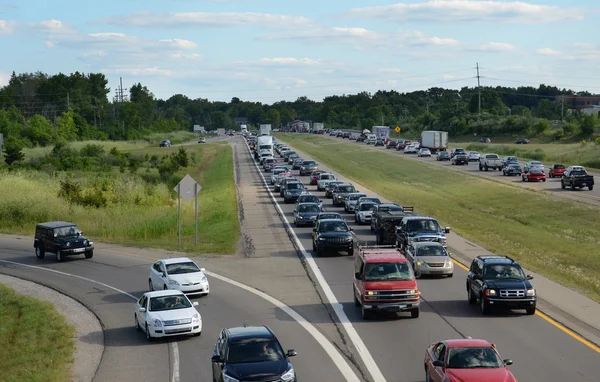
xmin=370 ymin=204 xmax=416 ymax=245
xmin=395 ymin=216 xmax=450 ymax=250
xmin=561 ymin=166 xmax=594 ymax=191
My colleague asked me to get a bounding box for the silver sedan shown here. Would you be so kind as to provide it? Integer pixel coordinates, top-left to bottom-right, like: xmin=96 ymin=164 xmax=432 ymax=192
xmin=405 ymin=242 xmax=454 ymax=277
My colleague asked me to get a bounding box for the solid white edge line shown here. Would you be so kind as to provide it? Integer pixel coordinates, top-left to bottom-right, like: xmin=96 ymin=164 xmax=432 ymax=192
xmin=0 ymin=259 xmax=181 ymax=382
xmin=205 ymin=271 xmax=361 ymax=382
xmin=246 ymin=142 xmax=387 ymax=382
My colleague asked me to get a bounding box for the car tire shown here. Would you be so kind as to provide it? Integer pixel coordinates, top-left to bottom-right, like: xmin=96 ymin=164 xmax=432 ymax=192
xmin=561 ymin=181 xmax=566 ymax=189
xmin=149 ymin=279 xmax=154 ymax=291
xmin=193 ymin=331 xmax=201 ymax=337
xmin=480 ymin=294 xmax=489 ymax=314
xmin=526 ymin=307 xmax=536 ymax=315
xmin=468 ymin=285 xmax=476 ymax=304
xmin=447 ymin=273 xmax=453 ymax=278
xmin=571 ymin=182 xmax=575 ymax=190
xmin=145 ymin=324 xmax=153 ymax=341
xmin=361 ymin=305 xmax=372 ymax=320
xmin=590 ymin=185 xmax=594 ymax=190
xmin=85 ymin=250 xmax=93 ymax=259
xmin=353 ymin=287 xmax=360 ymax=307
xmin=425 ymin=368 xmax=431 ymax=382
xmin=411 ymin=308 xmax=420 ymax=318
xmin=56 ymin=251 xmax=65 ymax=262
xmin=35 ymin=246 xmax=45 ymax=259
xmin=135 ymin=315 xmax=141 ymax=331
xmin=163 ymin=285 xmax=168 ymax=290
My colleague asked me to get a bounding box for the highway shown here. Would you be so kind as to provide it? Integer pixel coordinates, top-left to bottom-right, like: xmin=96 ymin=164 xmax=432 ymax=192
xmin=0 ymin=231 xmax=351 ymax=381
xmin=323 ymin=133 xmax=600 ymax=206
xmin=253 ymin=139 xmax=600 ymax=382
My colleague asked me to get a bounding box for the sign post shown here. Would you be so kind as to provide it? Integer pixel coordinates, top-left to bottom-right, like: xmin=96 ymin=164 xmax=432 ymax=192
xmin=174 ymin=174 xmax=202 ymax=246
xmin=395 ymin=126 xmax=401 ymax=138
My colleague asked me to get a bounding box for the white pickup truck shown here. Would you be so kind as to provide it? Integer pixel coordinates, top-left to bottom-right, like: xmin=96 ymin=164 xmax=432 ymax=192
xmin=316 ymin=173 xmax=337 ymax=191
xmin=478 ymin=153 xmax=504 ymax=171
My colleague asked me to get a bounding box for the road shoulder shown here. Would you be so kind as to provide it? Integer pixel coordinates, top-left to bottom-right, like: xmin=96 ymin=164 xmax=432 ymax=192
xmin=0 ymin=274 xmax=103 ymax=382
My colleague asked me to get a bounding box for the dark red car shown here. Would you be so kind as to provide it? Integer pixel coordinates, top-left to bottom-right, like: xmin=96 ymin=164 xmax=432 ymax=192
xmin=310 ymin=170 xmax=326 ymax=185
xmin=424 ymin=339 xmax=516 ymax=382
xmin=522 ymin=168 xmax=546 ymax=182
xmin=549 ymin=164 xmax=565 ymax=178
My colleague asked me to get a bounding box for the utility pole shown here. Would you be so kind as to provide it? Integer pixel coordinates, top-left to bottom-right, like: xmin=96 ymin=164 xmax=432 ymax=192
xmin=476 ymin=63 xmax=482 ymax=114
xmin=381 ymin=112 xmax=384 ymax=125
xmin=67 ymin=93 xmax=70 ymax=110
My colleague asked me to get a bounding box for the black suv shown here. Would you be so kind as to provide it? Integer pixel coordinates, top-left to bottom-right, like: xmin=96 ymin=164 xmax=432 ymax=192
xmin=211 ymin=325 xmax=297 ymax=382
xmin=466 ymin=255 xmax=536 ymax=315
xmin=312 ymin=219 xmax=354 ymax=256
xmin=34 ymin=221 xmax=95 ymax=262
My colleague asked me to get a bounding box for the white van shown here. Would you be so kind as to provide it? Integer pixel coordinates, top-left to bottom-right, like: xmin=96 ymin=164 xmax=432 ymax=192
xmin=366 ymin=134 xmax=377 ymax=144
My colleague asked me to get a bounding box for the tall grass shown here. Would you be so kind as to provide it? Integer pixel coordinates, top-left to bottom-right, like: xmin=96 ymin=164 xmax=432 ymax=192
xmin=0 ymin=284 xmax=75 ymax=382
xmin=276 ymin=134 xmax=600 ymax=302
xmin=0 ymin=144 xmax=239 ymax=254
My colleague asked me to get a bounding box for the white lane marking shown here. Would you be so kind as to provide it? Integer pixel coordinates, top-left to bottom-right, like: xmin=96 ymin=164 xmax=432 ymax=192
xmin=206 ymin=271 xmax=360 ymax=382
xmin=0 ymin=259 xmax=181 ymax=382
xmin=246 ymin=144 xmax=387 ymax=381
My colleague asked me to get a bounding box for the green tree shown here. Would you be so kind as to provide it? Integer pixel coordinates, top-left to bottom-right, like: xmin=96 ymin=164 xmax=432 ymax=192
xmin=3 ymin=136 xmax=25 ymax=165
xmin=55 ymin=111 xmax=79 ymax=141
xmin=24 ymin=114 xmax=55 ymax=146
xmin=580 ymin=114 xmax=599 ymax=136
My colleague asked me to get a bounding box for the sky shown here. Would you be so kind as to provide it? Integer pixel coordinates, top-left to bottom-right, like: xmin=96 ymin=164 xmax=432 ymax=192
xmin=1 ymin=0 xmax=600 ymax=104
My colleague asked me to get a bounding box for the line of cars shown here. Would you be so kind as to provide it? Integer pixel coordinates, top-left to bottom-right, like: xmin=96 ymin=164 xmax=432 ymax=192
xmin=32 ymin=219 xmax=298 ymax=382
xmin=253 ymin=137 xmax=528 ymax=381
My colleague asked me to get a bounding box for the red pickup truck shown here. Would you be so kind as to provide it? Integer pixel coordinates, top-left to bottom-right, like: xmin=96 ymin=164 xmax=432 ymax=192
xmin=353 ymin=245 xmax=420 ymax=319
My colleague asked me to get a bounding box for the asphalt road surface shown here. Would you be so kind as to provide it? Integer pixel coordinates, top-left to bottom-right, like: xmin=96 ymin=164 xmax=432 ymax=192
xmin=254 ymin=142 xmax=599 ymax=382
xmin=323 ymin=133 xmax=600 ymax=206
xmin=0 ymin=236 xmax=351 ymax=382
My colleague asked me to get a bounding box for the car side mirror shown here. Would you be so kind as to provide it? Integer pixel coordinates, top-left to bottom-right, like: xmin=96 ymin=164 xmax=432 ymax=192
xmin=432 ymin=360 xmax=444 ymax=367
xmin=139 ymin=307 xmax=146 ymax=313
xmin=211 ymin=355 xmax=223 ymax=363
xmin=161 ymin=272 xmax=166 ymax=277
xmin=526 ymin=275 xmax=534 ymax=280
xmin=193 ymin=301 xmax=199 ymax=306
xmin=286 ymin=349 xmax=297 ymax=357
xmin=503 ymin=359 xmax=513 ymax=366
xmin=354 ymin=272 xmax=361 ymax=280
xmin=349 ymin=228 xmax=354 ymax=232
xmin=444 ymin=227 xmax=451 ymax=233
xmin=312 ymin=228 xmax=317 ymax=232
xmin=200 ymin=268 xmax=206 ymax=272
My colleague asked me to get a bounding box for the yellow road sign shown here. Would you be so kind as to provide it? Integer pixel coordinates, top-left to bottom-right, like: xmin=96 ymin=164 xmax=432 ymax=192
xmin=395 ymin=126 xmax=401 ymax=133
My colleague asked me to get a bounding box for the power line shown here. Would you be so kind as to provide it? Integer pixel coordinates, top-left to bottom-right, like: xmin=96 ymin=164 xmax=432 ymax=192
xmin=482 ymin=67 xmax=600 ymax=81
xmin=482 ymin=76 xmax=600 ymax=90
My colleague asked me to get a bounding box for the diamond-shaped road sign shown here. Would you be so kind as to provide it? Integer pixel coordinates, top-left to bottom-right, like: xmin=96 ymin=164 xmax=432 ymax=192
xmin=395 ymin=126 xmax=401 ymax=133
xmin=174 ymin=174 xmax=202 ymax=202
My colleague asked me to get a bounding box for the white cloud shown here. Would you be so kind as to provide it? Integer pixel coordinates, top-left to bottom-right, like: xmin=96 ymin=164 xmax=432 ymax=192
xmin=537 ymin=48 xmax=562 ymax=56
xmin=101 ymin=67 xmax=173 ymax=77
xmin=0 ymin=71 xmax=9 ymax=86
xmin=479 ymin=42 xmax=517 ymax=51
xmin=98 ymin=11 xmax=310 ymax=28
xmin=0 ymin=19 xmax=14 ymax=34
xmin=258 ymin=57 xmax=321 ymax=66
xmin=346 ymin=1 xmax=588 ymax=24
xmin=29 ymin=19 xmax=75 ymax=35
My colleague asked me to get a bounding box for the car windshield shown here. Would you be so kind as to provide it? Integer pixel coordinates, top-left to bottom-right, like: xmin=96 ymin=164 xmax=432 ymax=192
xmin=259 ymin=145 xmax=271 ymax=150
xmin=264 ymin=159 xmax=274 ymax=163
xmin=54 ymin=226 xmax=82 ymax=238
xmin=417 ymin=245 xmax=447 ymax=257
xmin=319 ymin=221 xmax=349 ymax=232
xmin=337 ymin=186 xmax=355 ymax=193
xmin=364 ymin=262 xmax=413 ymax=281
xmin=530 ymin=162 xmax=542 ymax=166
xmin=286 ymin=183 xmax=303 ymax=190
xmin=226 ymin=339 xmax=285 ymax=364
xmin=469 ymin=152 xmax=478 ymax=155
xmin=303 ymin=161 xmax=316 ymax=166
xmin=327 ymin=182 xmax=343 ymax=189
xmin=530 ymin=169 xmax=544 ymax=174
xmin=321 ymin=175 xmax=335 ymax=180
xmin=149 ymin=295 xmax=192 ymax=311
xmin=440 ymin=152 xmax=449 ymax=156
xmin=379 ymin=205 xmax=403 ymax=212
xmin=273 ymin=169 xmax=286 ymax=175
xmin=553 ymin=164 xmax=565 ymax=169
xmin=572 ymin=170 xmax=587 ymax=176
xmin=486 ymin=154 xmax=499 ymax=159
xmin=166 ymin=261 xmax=201 ymax=275
xmin=359 ymin=203 xmax=376 ymax=211
xmin=406 ymin=219 xmax=440 ymax=232
xmin=299 ymin=195 xmax=319 ymax=203
xmin=507 ymin=156 xmax=517 ymax=161
xmin=349 ymin=194 xmax=367 ymax=201
xmin=456 ymin=154 xmax=467 ymax=158
xmin=361 ymin=198 xmax=381 ymax=204
xmin=510 ymin=164 xmax=520 ymax=169
xmin=299 ymin=204 xmax=320 ymax=212
xmin=446 ymin=347 xmax=503 ymax=369
xmin=318 ymin=214 xmax=340 ymax=220
xmin=484 ymin=264 xmax=525 ymax=280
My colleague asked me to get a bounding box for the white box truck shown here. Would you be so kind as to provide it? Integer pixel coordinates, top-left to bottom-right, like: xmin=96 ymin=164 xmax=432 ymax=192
xmin=313 ymin=122 xmax=324 ymax=133
xmin=372 ymin=126 xmax=390 ymax=140
xmin=420 ymin=131 xmax=448 ymax=153
xmin=257 ymin=135 xmax=274 ymax=162
xmin=216 ymin=128 xmax=226 ymax=136
xmin=259 ymin=124 xmax=272 ymax=136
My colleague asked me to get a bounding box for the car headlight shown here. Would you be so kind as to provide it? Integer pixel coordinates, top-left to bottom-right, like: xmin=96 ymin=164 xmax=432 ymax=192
xmin=298 ymin=216 xmax=304 ymax=219
xmin=222 ymin=373 xmax=239 ymax=382
xmin=168 ymin=279 xmax=179 ymax=286
xmin=345 ymin=236 xmax=353 ymax=241
xmin=366 ymin=291 xmax=378 ymax=295
xmin=192 ymin=313 xmax=200 ymax=322
xmin=83 ymin=240 xmax=88 ymax=246
xmin=281 ymin=367 xmax=295 ymax=381
xmin=445 ymin=260 xmax=453 ymax=267
xmin=65 ymin=242 xmax=71 ymax=247
xmin=527 ymin=289 xmax=536 ymax=296
xmin=153 ymin=319 xmax=162 ymax=327
xmin=417 ymin=260 xmax=425 ymax=266
xmin=486 ymin=289 xmax=497 ymax=296
xmin=318 ymin=237 xmax=326 ymax=241
xmin=88 ymin=241 xmax=94 ymax=246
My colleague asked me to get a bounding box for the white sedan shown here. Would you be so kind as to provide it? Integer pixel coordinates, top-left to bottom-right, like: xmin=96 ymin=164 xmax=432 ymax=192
xmin=404 ymin=145 xmax=418 ymax=154
xmin=149 ymin=257 xmax=210 ymax=296
xmin=417 ymin=148 xmax=432 ymax=157
xmin=134 ymin=290 xmax=202 ymax=341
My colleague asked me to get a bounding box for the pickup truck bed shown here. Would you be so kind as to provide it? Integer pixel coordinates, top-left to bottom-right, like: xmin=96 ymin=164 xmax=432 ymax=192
xmin=371 ymin=207 xmax=416 ymax=245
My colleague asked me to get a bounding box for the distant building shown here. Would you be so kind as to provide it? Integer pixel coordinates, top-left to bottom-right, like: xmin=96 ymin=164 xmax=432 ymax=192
xmin=556 ymin=95 xmax=600 ymax=110
xmin=581 ymin=106 xmax=600 ymax=116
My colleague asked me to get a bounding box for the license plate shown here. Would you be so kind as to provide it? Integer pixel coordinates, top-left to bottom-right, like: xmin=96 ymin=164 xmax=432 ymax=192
xmin=73 ymin=248 xmax=85 ymax=253
xmin=581 ymin=183 xmax=586 ymax=186
xmin=386 ymin=306 xmax=402 ymax=312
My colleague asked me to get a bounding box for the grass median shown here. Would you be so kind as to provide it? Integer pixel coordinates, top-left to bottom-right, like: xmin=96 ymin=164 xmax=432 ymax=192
xmin=276 ymin=133 xmax=600 ymax=302
xmin=0 ymin=142 xmax=240 ymax=255
xmin=0 ymin=284 xmax=75 ymax=382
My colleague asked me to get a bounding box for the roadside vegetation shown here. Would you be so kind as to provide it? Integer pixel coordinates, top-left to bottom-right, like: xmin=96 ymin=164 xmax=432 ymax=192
xmin=0 ymin=140 xmax=239 ymax=255
xmin=276 ymin=133 xmax=600 ymax=303
xmin=0 ymin=284 xmax=75 ymax=382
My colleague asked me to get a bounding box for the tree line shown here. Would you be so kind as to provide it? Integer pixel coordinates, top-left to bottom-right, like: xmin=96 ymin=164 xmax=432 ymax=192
xmin=1 ymin=70 xmax=599 ymax=162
